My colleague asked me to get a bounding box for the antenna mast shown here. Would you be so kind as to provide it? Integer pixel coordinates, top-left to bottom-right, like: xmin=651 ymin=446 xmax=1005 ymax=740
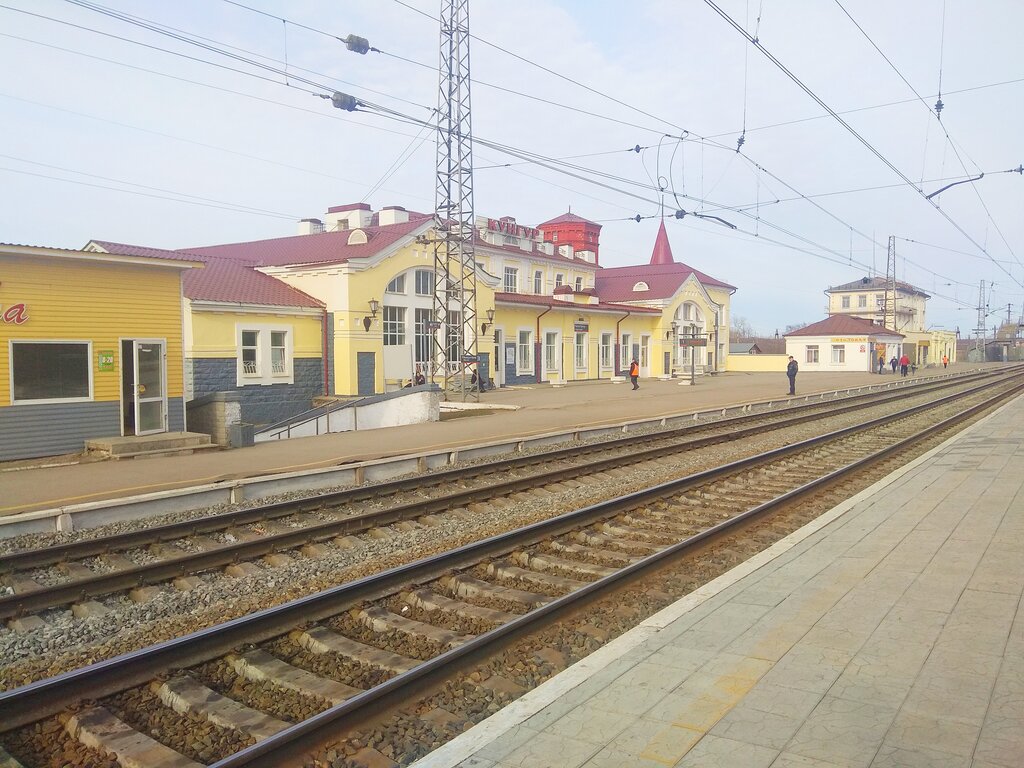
xmin=432 ymin=0 xmax=478 ymax=400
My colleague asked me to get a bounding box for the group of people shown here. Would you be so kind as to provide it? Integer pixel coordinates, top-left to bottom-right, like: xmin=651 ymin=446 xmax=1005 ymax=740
xmin=786 ymin=350 xmax=949 ymax=395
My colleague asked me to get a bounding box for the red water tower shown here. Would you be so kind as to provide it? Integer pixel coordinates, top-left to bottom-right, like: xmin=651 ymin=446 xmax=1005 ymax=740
xmin=537 ymin=212 xmax=602 ymax=264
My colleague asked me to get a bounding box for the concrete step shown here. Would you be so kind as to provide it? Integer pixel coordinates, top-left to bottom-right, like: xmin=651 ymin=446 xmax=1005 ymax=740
xmin=85 ymin=432 xmax=215 ymax=459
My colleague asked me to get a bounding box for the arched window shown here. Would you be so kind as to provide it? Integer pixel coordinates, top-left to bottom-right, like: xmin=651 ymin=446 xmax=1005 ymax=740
xmin=632 ymin=281 xmax=649 ymax=292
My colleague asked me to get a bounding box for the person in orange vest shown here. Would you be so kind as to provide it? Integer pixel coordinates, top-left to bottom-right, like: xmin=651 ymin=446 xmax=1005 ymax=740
xmin=942 ymin=354 xmax=948 ymax=369
xmin=629 ymin=358 xmax=640 ymax=390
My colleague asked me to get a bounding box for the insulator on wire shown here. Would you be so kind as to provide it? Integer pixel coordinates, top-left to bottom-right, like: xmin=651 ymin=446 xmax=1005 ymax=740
xmin=633 ymin=214 xmax=642 ymax=223
xmin=934 ymin=97 xmax=944 ymax=118
xmin=736 ymin=134 xmax=745 ymax=151
xmin=344 ymin=34 xmax=370 ymax=54
xmin=674 ymin=209 xmax=686 ymax=219
xmin=331 ymin=92 xmax=358 ymax=111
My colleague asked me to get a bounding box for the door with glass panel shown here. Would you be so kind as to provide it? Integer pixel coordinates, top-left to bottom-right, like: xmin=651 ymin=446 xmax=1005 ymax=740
xmin=133 ymin=340 xmax=167 ymax=435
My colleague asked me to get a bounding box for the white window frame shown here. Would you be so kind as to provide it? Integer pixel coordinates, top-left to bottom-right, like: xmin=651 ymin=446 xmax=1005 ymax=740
xmin=831 ymin=345 xmax=845 ymax=364
xmin=414 ymin=269 xmax=433 ymax=296
xmin=383 ymin=305 xmax=406 ymax=346
xmin=620 ymin=333 xmax=632 ymax=370
xmin=574 ymin=332 xmax=587 ymax=370
xmin=517 ymin=330 xmax=534 ymax=374
xmin=241 ymin=330 xmax=260 ymax=377
xmin=270 ymin=330 xmax=288 ymax=376
xmin=236 ymin=324 xmax=293 ymax=385
xmin=805 ymin=345 xmax=819 ymax=364
xmin=533 ymin=270 xmax=543 ymax=294
xmin=544 ymin=331 xmax=559 ymax=372
xmin=10 ymin=339 xmax=94 ymax=405
xmin=875 ymin=295 xmax=885 ymax=308
xmin=504 ymin=267 xmax=519 ymax=293
xmin=574 ymin=276 xmax=584 ymax=292
xmin=555 ymin=273 xmax=564 ymax=288
xmin=841 ymin=295 xmax=850 ymax=308
xmin=599 ymin=332 xmax=612 ymax=369
xmin=858 ymin=294 xmax=867 ymax=308
xmin=386 ymin=274 xmax=406 ymax=294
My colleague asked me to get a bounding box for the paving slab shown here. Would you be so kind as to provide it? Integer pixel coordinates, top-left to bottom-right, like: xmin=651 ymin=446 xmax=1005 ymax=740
xmin=412 ymin=393 xmax=1024 ymax=768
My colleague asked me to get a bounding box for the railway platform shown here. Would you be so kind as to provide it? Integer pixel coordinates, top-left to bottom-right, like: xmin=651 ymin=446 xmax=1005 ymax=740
xmin=0 ymin=366 xmax=983 ymax=518
xmin=414 ymin=393 xmax=1024 ymax=768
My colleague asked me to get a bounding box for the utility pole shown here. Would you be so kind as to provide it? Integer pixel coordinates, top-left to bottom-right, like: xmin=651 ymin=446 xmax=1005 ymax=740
xmin=432 ymin=0 xmax=478 ymax=401
xmin=884 ymin=236 xmax=897 ymax=331
xmin=975 ymin=280 xmax=986 ymax=361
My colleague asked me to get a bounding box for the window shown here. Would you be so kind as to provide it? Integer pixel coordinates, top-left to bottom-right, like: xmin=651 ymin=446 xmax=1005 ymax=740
xmin=574 ymin=332 xmax=587 ymax=369
xmin=503 ymin=267 xmax=518 ymax=293
xmin=518 ymin=330 xmax=533 ymax=373
xmin=237 ymin=325 xmax=293 ymax=384
xmin=875 ymin=295 xmax=885 ymax=308
xmin=858 ymin=294 xmax=867 ymax=308
xmin=414 ymin=269 xmax=432 ymax=296
xmin=555 ymin=273 xmax=564 ymax=288
xmin=414 ymin=308 xmax=432 ymax=364
xmin=683 ymin=304 xmax=692 ymax=320
xmin=831 ymin=345 xmax=845 ymax=364
xmin=242 ymin=330 xmax=259 ymax=375
xmin=533 ymin=270 xmax=543 ymax=294
xmin=386 ymin=274 xmax=406 ymax=294
xmin=620 ymin=334 xmax=632 ymax=369
xmin=552 ymin=232 xmax=558 ymax=242
xmin=600 ymin=332 xmax=612 ymax=368
xmin=270 ymin=331 xmax=287 ymax=375
xmin=841 ymin=295 xmax=850 ymax=309
xmin=383 ymin=306 xmax=406 ymax=345
xmin=575 ymin=276 xmax=584 ymax=291
xmin=545 ymin=332 xmax=559 ymax=372
xmin=446 ymin=310 xmax=461 ymax=362
xmin=12 ymin=341 xmax=91 ymax=402
xmin=805 ymin=345 xmax=819 ymax=363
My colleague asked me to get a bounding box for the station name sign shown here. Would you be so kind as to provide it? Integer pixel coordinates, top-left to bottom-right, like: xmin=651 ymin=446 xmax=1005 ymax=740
xmin=0 ymin=303 xmax=28 ymax=325
xmin=830 ymin=337 xmax=867 ymax=342
xmin=487 ymin=217 xmax=539 ymax=240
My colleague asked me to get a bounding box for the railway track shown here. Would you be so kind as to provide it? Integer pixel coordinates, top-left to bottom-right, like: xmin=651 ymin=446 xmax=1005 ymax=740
xmin=0 ymin=369 xmax=1015 ymax=624
xmin=1 ymin=372 xmax=1020 ymax=768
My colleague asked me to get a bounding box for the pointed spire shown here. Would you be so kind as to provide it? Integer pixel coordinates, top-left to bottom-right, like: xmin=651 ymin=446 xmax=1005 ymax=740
xmin=650 ymin=220 xmax=675 ymax=265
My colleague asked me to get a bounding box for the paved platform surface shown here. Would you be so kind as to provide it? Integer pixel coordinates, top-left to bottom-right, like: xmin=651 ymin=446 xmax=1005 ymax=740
xmin=0 ymin=367 xmax=975 ymax=516
xmin=414 ymin=392 xmax=1024 ymax=768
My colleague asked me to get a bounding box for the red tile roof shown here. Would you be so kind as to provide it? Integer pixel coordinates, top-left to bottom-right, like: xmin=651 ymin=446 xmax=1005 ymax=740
xmin=90 ymin=241 xmax=323 ymax=308
xmin=595 ymin=262 xmax=735 ymax=302
xmin=784 ymin=315 xmax=903 ymax=337
xmin=537 ymin=211 xmax=602 ymax=228
xmin=181 ymin=214 xmax=432 ymax=267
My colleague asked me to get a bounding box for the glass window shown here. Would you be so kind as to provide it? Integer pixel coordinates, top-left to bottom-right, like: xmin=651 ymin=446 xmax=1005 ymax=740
xmin=545 ymin=332 xmax=558 ymax=371
xmin=414 ymin=269 xmax=432 ymax=296
xmin=518 ymin=330 xmax=533 ymax=373
xmin=242 ymin=330 xmax=259 ymax=375
xmin=503 ymin=267 xmax=518 ymax=293
xmin=552 ymin=232 xmax=558 ymax=242
xmin=858 ymin=294 xmax=867 ymax=308
xmin=875 ymin=295 xmax=885 ymax=308
xmin=533 ymin=270 xmax=543 ymax=294
xmin=575 ymin=332 xmax=587 ymax=369
xmin=841 ymin=295 xmax=850 ymax=308
xmin=600 ymin=332 xmax=612 ymax=368
xmin=386 ymin=274 xmax=406 ymax=294
xmin=383 ymin=306 xmax=406 ymax=345
xmin=832 ymin=345 xmax=845 ymax=363
xmin=805 ymin=345 xmax=819 ymax=363
xmin=12 ymin=341 xmax=90 ymax=402
xmin=270 ymin=331 xmax=287 ymax=375
xmin=575 ymin=276 xmax=583 ymax=291
xmin=446 ymin=310 xmax=461 ymax=362
xmin=620 ymin=334 xmax=631 ymax=369
xmin=555 ymin=273 xmax=564 ymax=288
xmin=414 ymin=308 xmax=432 ymax=364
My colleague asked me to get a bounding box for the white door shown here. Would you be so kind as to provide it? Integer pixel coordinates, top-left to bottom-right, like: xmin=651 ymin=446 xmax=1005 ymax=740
xmin=133 ymin=340 xmax=167 ymax=435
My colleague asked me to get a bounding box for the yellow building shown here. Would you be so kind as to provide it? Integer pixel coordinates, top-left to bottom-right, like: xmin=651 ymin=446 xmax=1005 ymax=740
xmin=0 ymin=243 xmax=200 ymax=461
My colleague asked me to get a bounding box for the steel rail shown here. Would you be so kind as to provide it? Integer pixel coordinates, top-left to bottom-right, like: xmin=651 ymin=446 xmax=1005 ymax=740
xmin=0 ymin=368 xmax=1000 ymax=575
xmin=209 ymin=376 xmax=1024 ymax=767
xmin=0 ymin=377 xmax=1017 ymax=732
xmin=0 ymin=371 xmax=1010 ymax=619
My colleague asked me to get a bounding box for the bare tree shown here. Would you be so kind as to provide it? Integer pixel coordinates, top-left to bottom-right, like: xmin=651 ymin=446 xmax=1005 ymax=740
xmin=730 ymin=315 xmax=757 ymax=339
xmin=784 ymin=322 xmax=808 ymax=334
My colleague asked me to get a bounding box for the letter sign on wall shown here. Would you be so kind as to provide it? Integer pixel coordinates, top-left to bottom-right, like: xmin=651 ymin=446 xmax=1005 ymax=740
xmin=0 ymin=303 xmax=28 ymax=324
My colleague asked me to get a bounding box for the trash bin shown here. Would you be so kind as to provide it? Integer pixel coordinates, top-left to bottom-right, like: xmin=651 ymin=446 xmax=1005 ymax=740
xmin=228 ymin=422 xmax=255 ymax=448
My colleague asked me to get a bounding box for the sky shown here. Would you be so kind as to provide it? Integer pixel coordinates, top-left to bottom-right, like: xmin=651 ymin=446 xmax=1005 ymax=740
xmin=1 ymin=0 xmax=1022 ymax=338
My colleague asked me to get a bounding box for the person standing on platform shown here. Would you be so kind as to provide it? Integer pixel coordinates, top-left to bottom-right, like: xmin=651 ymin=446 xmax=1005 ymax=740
xmin=786 ymin=355 xmax=798 ymax=395
xmin=899 ymin=353 xmax=910 ymax=377
xmin=942 ymin=354 xmax=949 ymax=369
xmin=890 ymin=356 xmax=898 ymax=374
xmin=878 ymin=354 xmax=885 ymax=374
xmin=629 ymin=358 xmax=640 ymax=390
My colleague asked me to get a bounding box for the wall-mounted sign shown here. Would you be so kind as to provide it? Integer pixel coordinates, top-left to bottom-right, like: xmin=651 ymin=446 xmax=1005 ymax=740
xmin=679 ymin=337 xmax=707 ymax=347
xmin=460 ymin=354 xmax=479 ymax=363
xmin=97 ymin=350 xmax=115 ymax=371
xmin=573 ymin=322 xmax=589 ymax=332
xmin=0 ymin=303 xmax=28 ymax=324
xmin=830 ymin=337 xmax=867 ymax=343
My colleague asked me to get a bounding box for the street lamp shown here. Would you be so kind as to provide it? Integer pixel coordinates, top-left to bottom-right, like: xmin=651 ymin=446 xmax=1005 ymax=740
xmin=363 ymin=298 xmax=380 ymax=332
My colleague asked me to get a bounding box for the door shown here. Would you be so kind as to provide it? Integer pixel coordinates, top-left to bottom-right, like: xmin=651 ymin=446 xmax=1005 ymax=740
xmin=133 ymin=340 xmax=167 ymax=435
xmin=640 ymin=335 xmax=650 ymax=377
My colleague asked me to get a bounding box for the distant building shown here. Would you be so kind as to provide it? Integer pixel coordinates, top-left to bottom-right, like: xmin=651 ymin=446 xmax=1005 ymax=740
xmin=784 ymin=315 xmax=903 ymax=373
xmin=730 ymin=342 xmax=763 ymax=355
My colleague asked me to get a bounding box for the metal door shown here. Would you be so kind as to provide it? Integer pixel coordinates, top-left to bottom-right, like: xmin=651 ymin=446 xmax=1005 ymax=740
xmin=133 ymin=340 xmax=167 ymax=435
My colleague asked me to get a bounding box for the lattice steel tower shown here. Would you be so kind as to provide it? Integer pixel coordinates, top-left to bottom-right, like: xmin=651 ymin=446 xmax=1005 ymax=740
xmin=883 ymin=235 xmax=897 ymax=331
xmin=431 ymin=0 xmax=478 ymax=400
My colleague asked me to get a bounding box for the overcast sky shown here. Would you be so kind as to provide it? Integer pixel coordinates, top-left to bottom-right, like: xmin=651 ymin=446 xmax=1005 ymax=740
xmin=2 ymin=0 xmax=1022 ymax=337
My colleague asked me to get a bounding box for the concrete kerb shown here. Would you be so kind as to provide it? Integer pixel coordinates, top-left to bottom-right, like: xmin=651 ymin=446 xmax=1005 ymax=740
xmin=410 ymin=384 xmax=1016 ymax=768
xmin=0 ymin=372 xmax=976 ymax=539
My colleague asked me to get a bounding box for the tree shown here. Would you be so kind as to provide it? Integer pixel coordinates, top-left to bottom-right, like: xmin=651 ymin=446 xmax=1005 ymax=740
xmin=730 ymin=315 xmax=757 ymax=339
xmin=784 ymin=322 xmax=808 ymax=334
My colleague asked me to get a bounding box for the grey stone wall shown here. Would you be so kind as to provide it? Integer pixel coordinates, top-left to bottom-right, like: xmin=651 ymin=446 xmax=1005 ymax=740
xmin=189 ymin=357 xmax=324 ymax=427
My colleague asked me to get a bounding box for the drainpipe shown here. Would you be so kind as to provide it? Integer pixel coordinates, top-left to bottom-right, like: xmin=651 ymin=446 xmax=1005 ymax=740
xmin=535 ymin=306 xmax=552 ymax=383
xmin=615 ymin=309 xmax=631 ymax=374
xmin=321 ymin=308 xmax=329 ymax=395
